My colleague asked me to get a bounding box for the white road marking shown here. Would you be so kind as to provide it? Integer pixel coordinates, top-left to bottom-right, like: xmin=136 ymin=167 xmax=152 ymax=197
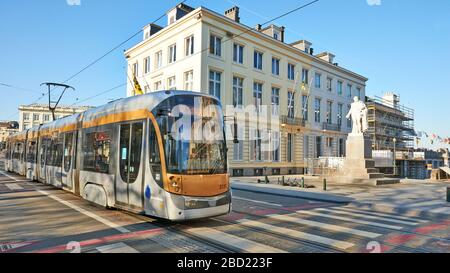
xmin=37 ymin=189 xmax=130 ymax=234
xmin=266 ymin=214 xmax=381 ymax=239
xmin=0 ymin=171 xmax=22 ymax=181
xmin=295 ymin=210 xmax=403 ymax=230
xmin=237 ymin=219 xmax=354 ymax=250
xmin=333 ymin=207 xmax=429 ymax=223
xmin=96 ymin=242 xmax=139 ymax=253
xmin=5 ymin=184 xmax=23 ymax=191
xmin=0 ymin=170 xmax=130 ymax=234
xmin=233 ymin=196 xmax=283 ymax=207
xmin=185 ymin=227 xmax=286 ymax=253
xmin=314 ymin=208 xmax=420 ymax=226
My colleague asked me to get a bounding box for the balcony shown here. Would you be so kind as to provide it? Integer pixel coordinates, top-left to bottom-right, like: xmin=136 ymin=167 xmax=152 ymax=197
xmin=281 ymin=116 xmax=305 ymax=127
xmin=322 ymin=122 xmax=341 ymax=132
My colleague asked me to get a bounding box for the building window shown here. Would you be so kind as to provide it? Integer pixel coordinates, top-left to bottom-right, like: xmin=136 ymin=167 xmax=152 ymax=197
xmin=185 ymin=36 xmax=194 ymax=56
xmin=339 ymin=138 xmax=345 ymax=157
xmin=316 ymin=136 xmax=322 ymax=158
xmin=144 ymin=85 xmax=150 ymax=93
xmin=233 ymin=141 xmax=244 ymax=161
xmin=347 ymin=84 xmax=352 ymax=98
xmin=233 ymin=43 xmax=244 ymax=64
xmin=168 ymin=44 xmax=177 ymax=63
xmin=326 ymin=137 xmax=334 ymax=149
xmin=254 ymin=51 xmax=263 ymax=70
xmin=271 ymin=57 xmax=280 ymax=76
xmin=347 ymin=105 xmax=352 ymax=128
xmin=302 ymin=68 xmax=309 ymax=84
xmin=155 ymin=51 xmax=162 ymax=69
xmin=271 ymin=131 xmax=280 ymax=162
xmin=356 ymin=87 xmax=362 ymax=99
xmin=253 ymin=82 xmax=263 ymax=113
xmin=167 ymin=76 xmax=176 ymax=90
xmin=250 ymin=129 xmax=262 ymax=161
xmin=44 ymin=114 xmax=50 ymax=122
xmin=315 ymin=73 xmax=321 ymax=89
xmin=337 ymin=81 xmax=343 ymax=95
xmin=271 ymin=87 xmax=280 ymax=116
xmin=314 ymin=98 xmax=321 ymax=123
xmin=132 ymin=62 xmax=139 ymax=77
xmin=287 ymin=91 xmax=295 ymax=119
xmin=23 ymin=113 xmax=30 ymax=121
xmin=302 ymin=95 xmax=309 ymax=121
xmin=209 ymin=70 xmax=221 ymax=99
xmin=326 ymin=101 xmax=333 ymax=124
xmin=337 ymin=103 xmax=343 ymax=128
xmin=288 ymin=63 xmax=295 ymax=80
xmin=210 ymin=35 xmax=222 ymax=57
xmin=144 ymin=56 xmax=151 ymax=74
xmin=326 ymin=77 xmax=332 ymax=92
xmin=33 ymin=114 xmax=40 ymax=121
xmin=154 ymin=81 xmax=162 ymax=91
xmin=184 ymin=70 xmax=193 ymax=91
xmin=287 ymin=133 xmax=293 ymax=162
xmin=233 ymin=76 xmax=243 ymax=108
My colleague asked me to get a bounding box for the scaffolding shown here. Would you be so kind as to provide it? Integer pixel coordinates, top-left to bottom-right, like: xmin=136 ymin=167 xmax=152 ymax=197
xmin=366 ymin=95 xmax=415 ymax=151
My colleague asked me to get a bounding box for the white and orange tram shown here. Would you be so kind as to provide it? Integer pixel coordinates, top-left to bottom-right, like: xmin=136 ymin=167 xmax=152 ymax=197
xmin=5 ymin=91 xmax=231 ymax=221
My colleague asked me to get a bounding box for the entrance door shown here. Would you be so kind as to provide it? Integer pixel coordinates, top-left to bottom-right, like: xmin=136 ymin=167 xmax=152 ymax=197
xmin=62 ymin=132 xmax=74 ymax=189
xmin=116 ymin=122 xmax=144 ymax=208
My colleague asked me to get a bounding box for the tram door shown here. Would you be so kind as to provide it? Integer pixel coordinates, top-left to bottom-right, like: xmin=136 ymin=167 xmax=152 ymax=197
xmin=61 ymin=132 xmax=74 ymax=189
xmin=38 ymin=139 xmax=47 ymax=181
xmin=116 ymin=122 xmax=144 ymax=209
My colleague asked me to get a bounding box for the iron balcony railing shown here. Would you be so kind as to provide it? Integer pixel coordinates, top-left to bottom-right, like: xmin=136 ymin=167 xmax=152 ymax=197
xmin=281 ymin=116 xmax=305 ymax=127
xmin=322 ymin=122 xmax=341 ymax=132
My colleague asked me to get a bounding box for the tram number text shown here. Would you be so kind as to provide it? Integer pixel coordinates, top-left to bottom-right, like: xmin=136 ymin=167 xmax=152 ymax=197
xmin=221 ymin=258 xmax=272 ymax=269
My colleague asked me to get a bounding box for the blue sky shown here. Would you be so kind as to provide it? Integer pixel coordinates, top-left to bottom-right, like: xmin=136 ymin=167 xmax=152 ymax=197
xmin=0 ymin=0 xmax=449 ymax=148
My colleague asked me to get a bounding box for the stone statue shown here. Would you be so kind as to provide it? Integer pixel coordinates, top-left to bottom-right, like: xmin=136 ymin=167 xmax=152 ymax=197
xmin=346 ymin=96 xmax=368 ymax=135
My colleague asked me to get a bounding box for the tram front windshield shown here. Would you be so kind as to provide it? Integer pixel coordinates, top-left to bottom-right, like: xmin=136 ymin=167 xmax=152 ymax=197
xmin=154 ymin=95 xmax=227 ymax=175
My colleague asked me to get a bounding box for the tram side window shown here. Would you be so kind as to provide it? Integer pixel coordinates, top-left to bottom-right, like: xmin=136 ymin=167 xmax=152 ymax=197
xmin=82 ymin=130 xmax=111 ymax=174
xmin=64 ymin=133 xmax=74 ymax=172
xmin=149 ymin=122 xmax=162 ymax=186
xmin=45 ymin=139 xmax=53 ymax=166
xmin=52 ymin=136 xmax=63 ymax=167
xmin=27 ymin=141 xmax=37 ymax=163
xmin=13 ymin=143 xmax=23 ymax=160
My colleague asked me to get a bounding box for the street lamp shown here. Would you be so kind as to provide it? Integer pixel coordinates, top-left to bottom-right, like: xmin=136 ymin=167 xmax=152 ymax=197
xmin=393 ymin=137 xmax=397 ymax=176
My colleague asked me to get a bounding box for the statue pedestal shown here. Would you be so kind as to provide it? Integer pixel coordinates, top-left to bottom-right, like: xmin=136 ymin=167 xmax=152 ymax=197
xmin=332 ymin=134 xmax=400 ymax=186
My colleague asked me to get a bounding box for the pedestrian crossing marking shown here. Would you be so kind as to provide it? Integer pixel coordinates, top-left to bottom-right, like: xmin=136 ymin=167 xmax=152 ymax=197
xmin=185 ymin=227 xmax=287 ymax=253
xmin=295 ymin=210 xmax=404 ymax=230
xmin=332 ymin=207 xmax=429 ymax=223
xmin=314 ymin=208 xmax=420 ymax=226
xmin=5 ymin=183 xmax=23 ymax=191
xmin=237 ymin=219 xmax=354 ymax=250
xmin=96 ymin=242 xmax=139 ymax=253
xmin=266 ymin=214 xmax=381 ymax=239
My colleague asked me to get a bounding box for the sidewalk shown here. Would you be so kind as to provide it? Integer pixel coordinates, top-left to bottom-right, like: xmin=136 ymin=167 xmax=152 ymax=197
xmin=231 ymin=176 xmax=450 ymax=219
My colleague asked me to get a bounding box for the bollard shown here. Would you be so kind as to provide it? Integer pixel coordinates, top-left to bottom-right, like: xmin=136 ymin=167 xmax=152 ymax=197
xmin=282 ymin=176 xmax=285 ymax=185
xmin=447 ymin=187 xmax=450 ymax=202
xmin=265 ymin=175 xmax=269 ymax=184
xmin=301 ymin=177 xmax=305 ymax=188
xmin=323 ymin=178 xmax=327 ymax=191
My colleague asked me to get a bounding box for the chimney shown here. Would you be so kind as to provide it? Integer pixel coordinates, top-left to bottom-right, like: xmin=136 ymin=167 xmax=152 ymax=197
xmin=225 ymin=6 xmax=240 ymax=23
xmin=316 ymin=52 xmax=335 ymax=63
xmin=291 ymin=40 xmax=312 ymax=53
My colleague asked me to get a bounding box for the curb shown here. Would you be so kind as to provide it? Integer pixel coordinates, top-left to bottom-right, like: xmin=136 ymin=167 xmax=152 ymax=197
xmin=231 ymin=182 xmax=353 ymax=204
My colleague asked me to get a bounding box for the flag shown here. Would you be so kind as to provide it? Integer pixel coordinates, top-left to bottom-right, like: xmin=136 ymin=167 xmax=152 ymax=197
xmin=424 ymin=132 xmax=429 ymax=138
xmin=133 ymin=75 xmax=144 ymax=95
xmin=415 ymin=137 xmax=420 ymax=146
xmin=416 ymin=131 xmax=423 ymax=138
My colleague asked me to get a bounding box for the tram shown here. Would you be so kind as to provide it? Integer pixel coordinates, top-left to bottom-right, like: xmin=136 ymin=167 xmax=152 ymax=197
xmin=5 ymin=91 xmax=231 ymax=221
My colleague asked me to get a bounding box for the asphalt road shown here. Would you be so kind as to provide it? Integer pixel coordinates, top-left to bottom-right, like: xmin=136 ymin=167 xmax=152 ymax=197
xmin=1 ymin=160 xmax=450 ymax=253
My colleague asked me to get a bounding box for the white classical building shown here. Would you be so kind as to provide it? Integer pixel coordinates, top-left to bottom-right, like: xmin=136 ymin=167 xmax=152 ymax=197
xmin=18 ymin=104 xmax=92 ymax=131
xmin=124 ymin=3 xmax=368 ymax=176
